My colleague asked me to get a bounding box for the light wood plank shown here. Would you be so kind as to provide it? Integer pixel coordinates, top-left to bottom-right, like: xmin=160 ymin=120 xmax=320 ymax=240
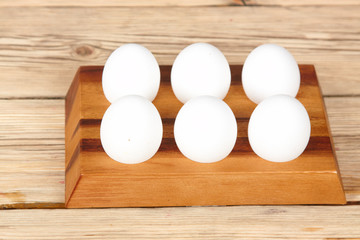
xmin=333 ymin=136 xmax=360 ymax=202
xmin=1 ymin=0 xmax=359 ymax=7
xmin=1 ymin=206 xmax=360 ymax=239
xmin=326 ymin=97 xmax=360 ymax=136
xmin=0 ymin=0 xmax=238 ymax=7
xmin=0 ymin=100 xmax=64 ymax=207
xmin=325 ymin=97 xmax=360 ymax=201
xmin=0 ymin=97 xmax=360 ymax=207
xmin=0 ymin=6 xmax=359 ymax=98
xmin=245 ymin=0 xmax=360 ymax=6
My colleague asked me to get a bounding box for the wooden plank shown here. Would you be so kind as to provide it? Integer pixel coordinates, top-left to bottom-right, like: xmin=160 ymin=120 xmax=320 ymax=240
xmin=334 ymin=136 xmax=360 ymax=202
xmin=0 ymin=100 xmax=64 ymax=207
xmin=0 ymin=6 xmax=359 ymax=98
xmin=0 ymin=0 xmax=239 ymax=7
xmin=1 ymin=0 xmax=359 ymax=7
xmin=244 ymin=0 xmax=360 ymax=6
xmin=326 ymin=97 xmax=360 ymax=136
xmin=325 ymin=97 xmax=360 ymax=202
xmin=326 ymin=97 xmax=360 ymax=201
xmin=1 ymin=96 xmax=360 ymax=208
xmin=1 ymin=206 xmax=360 ymax=239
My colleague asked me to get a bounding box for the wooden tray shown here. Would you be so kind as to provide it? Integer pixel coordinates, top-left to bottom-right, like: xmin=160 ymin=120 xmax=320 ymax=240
xmin=65 ymin=65 xmax=346 ymax=208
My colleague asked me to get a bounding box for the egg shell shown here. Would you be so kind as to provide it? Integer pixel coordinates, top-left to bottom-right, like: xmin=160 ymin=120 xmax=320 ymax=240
xmin=102 ymin=44 xmax=160 ymax=103
xmin=171 ymin=43 xmax=231 ymax=103
xmin=248 ymin=95 xmax=311 ymax=162
xmin=100 ymin=95 xmax=163 ymax=164
xmin=242 ymin=44 xmax=300 ymax=104
xmin=174 ymin=95 xmax=237 ymax=163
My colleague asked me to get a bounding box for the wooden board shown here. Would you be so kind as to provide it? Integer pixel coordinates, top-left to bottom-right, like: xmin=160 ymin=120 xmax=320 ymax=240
xmin=0 ymin=2 xmax=359 ymax=239
xmin=0 ymin=0 xmax=238 ymax=7
xmin=1 ymin=5 xmax=360 ymax=208
xmin=65 ymin=65 xmax=345 ymax=208
xmin=1 ymin=0 xmax=359 ymax=7
xmin=1 ymin=6 xmax=360 ymax=98
xmin=2 ymin=206 xmax=360 ymax=239
xmin=244 ymin=0 xmax=360 ymax=6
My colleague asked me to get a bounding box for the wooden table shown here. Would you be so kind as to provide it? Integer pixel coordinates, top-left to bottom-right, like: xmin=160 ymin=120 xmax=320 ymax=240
xmin=1 ymin=0 xmax=359 ymax=238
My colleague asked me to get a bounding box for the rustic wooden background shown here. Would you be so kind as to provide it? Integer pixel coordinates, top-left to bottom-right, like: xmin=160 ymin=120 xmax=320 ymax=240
xmin=0 ymin=0 xmax=359 ymax=238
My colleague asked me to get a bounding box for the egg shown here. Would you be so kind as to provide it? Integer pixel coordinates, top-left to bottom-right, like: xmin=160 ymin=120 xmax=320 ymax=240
xmin=100 ymin=95 xmax=163 ymax=164
xmin=248 ymin=95 xmax=311 ymax=162
xmin=102 ymin=44 xmax=160 ymax=103
xmin=174 ymin=96 xmax=237 ymax=163
xmin=171 ymin=43 xmax=231 ymax=103
xmin=242 ymin=44 xmax=300 ymax=104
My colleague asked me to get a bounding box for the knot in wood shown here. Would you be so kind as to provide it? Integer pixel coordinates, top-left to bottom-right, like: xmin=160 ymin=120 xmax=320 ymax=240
xmin=75 ymin=45 xmax=94 ymax=57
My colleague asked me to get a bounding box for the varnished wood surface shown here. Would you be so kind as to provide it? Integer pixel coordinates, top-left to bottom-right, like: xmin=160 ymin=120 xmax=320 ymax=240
xmin=65 ymin=65 xmax=345 ymax=207
xmin=0 ymin=0 xmax=360 ymax=238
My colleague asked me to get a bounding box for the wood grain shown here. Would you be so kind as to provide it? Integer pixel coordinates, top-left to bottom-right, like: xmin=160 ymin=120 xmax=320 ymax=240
xmin=326 ymin=97 xmax=360 ymax=136
xmin=64 ymin=65 xmax=345 ymax=208
xmin=244 ymin=0 xmax=360 ymax=6
xmin=1 ymin=206 xmax=360 ymax=239
xmin=0 ymin=100 xmax=64 ymax=207
xmin=1 ymin=0 xmax=359 ymax=7
xmin=0 ymin=6 xmax=359 ymax=98
xmin=0 ymin=2 xmax=358 ymax=239
xmin=326 ymin=98 xmax=360 ymax=202
xmin=1 ymin=92 xmax=360 ymax=208
xmin=0 ymin=0 xmax=239 ymax=7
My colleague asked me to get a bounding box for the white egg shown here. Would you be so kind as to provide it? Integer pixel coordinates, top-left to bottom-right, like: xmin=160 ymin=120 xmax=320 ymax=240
xmin=100 ymin=95 xmax=163 ymax=164
xmin=102 ymin=44 xmax=160 ymax=103
xmin=242 ymin=44 xmax=300 ymax=104
xmin=174 ymin=96 xmax=237 ymax=163
xmin=248 ymin=95 xmax=311 ymax=162
xmin=171 ymin=43 xmax=231 ymax=103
